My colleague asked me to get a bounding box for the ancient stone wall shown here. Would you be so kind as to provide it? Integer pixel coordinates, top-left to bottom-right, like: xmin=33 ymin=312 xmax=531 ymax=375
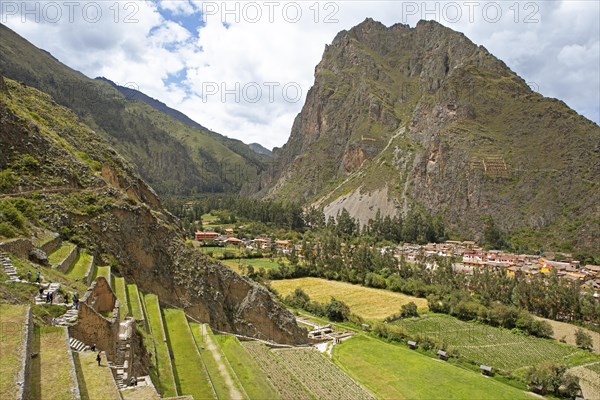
xmin=64 ymin=329 xmax=81 ymax=399
xmin=55 ymin=245 xmax=78 ymax=273
xmin=69 ymin=277 xmax=120 ymax=359
xmin=40 ymin=236 xmax=61 ymax=255
xmin=16 ymin=306 xmax=32 ymax=400
xmin=0 ymin=238 xmax=33 ymax=259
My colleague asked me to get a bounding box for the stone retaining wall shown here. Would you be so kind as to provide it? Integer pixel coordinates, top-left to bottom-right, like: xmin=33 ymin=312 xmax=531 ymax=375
xmin=0 ymin=238 xmax=33 ymax=259
xmin=55 ymin=245 xmax=79 ymax=273
xmin=84 ymin=255 xmax=96 ymax=286
xmin=40 ymin=236 xmax=61 ymax=255
xmin=16 ymin=306 xmax=33 ymax=400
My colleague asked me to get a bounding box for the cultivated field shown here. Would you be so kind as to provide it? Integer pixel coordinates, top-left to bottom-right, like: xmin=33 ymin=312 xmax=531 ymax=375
xmin=271 ymin=277 xmax=428 ymax=320
xmin=535 ymin=316 xmax=600 ymax=354
xmin=74 ymin=351 xmax=120 ymax=400
xmin=112 ymin=276 xmax=128 ymax=320
xmin=274 ymin=348 xmax=374 ymax=400
xmin=47 ymin=242 xmax=76 ymax=265
xmin=126 ymin=284 xmax=144 ymax=321
xmin=214 ymin=334 xmax=280 ymax=400
xmin=242 ymin=342 xmax=311 ymax=400
xmin=333 ymin=335 xmax=536 ymax=400
xmin=393 ymin=314 xmax=600 ymax=371
xmin=222 ymin=258 xmax=283 ymax=274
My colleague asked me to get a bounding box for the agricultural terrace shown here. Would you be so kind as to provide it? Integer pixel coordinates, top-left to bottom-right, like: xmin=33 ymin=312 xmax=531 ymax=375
xmin=333 ymin=335 xmax=536 ymax=400
xmin=242 ymin=342 xmax=311 ymax=400
xmin=47 ymin=242 xmax=76 ymax=265
xmin=112 ymin=277 xmax=128 ymax=320
xmin=189 ymin=323 xmax=244 ymax=400
xmin=213 ymin=334 xmax=280 ymax=400
xmin=30 ymin=326 xmax=78 ymax=400
xmin=94 ymin=266 xmax=111 ymax=283
xmin=162 ymin=309 xmax=214 ymax=399
xmin=126 ymin=284 xmax=144 ymax=321
xmin=273 ymin=348 xmax=374 ymax=400
xmin=74 ymin=351 xmax=120 ymax=400
xmin=271 ymin=277 xmax=428 ymax=320
xmin=393 ymin=314 xmax=600 ymax=371
xmin=66 ymin=250 xmax=92 ymax=280
xmin=143 ymin=294 xmax=177 ymax=397
xmin=0 ymin=304 xmax=28 ymax=400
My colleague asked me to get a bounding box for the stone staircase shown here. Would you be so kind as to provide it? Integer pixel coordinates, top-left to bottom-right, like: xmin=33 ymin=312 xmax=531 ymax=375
xmin=55 ymin=308 xmax=79 ymax=327
xmin=69 ymin=336 xmax=90 ymax=352
xmin=111 ymin=320 xmax=134 ymax=389
xmin=1 ymin=252 xmax=22 ymax=282
xmin=34 ymin=282 xmax=62 ymax=305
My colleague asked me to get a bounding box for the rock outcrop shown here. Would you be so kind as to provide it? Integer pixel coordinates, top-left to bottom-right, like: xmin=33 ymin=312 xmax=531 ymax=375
xmin=259 ymin=19 xmax=600 ymax=253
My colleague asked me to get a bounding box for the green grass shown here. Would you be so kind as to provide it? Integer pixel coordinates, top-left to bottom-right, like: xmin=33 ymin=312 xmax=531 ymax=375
xmin=189 ymin=323 xmax=245 ymax=400
xmin=112 ymin=276 xmax=129 ymax=320
xmin=333 ymin=335 xmax=535 ymax=400
xmin=74 ymin=351 xmax=120 ymax=400
xmin=126 ymin=284 xmax=144 ymax=321
xmin=213 ymin=334 xmax=280 ymax=400
xmin=222 ymin=258 xmax=283 ymax=274
xmin=0 ymin=304 xmax=28 ymax=400
xmin=30 ymin=325 xmax=77 ymax=400
xmin=393 ymin=314 xmax=600 ymax=371
xmin=143 ymin=294 xmax=177 ymax=397
xmin=47 ymin=242 xmax=76 ymax=265
xmin=66 ymin=250 xmax=92 ymax=280
xmin=163 ymin=309 xmax=215 ymax=400
xmin=94 ymin=266 xmax=111 ymax=283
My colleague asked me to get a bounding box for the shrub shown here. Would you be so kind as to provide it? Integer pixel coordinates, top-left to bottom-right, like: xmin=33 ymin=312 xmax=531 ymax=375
xmin=0 ymin=200 xmax=26 ymax=229
xmin=400 ymin=302 xmax=419 ymax=318
xmin=575 ymin=328 xmax=593 ymax=350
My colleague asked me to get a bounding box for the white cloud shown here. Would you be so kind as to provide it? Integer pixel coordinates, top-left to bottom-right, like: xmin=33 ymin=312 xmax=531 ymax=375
xmin=2 ymin=1 xmax=598 ymax=149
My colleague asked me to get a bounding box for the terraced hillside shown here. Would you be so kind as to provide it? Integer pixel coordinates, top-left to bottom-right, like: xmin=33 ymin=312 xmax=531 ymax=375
xmin=0 ymin=304 xmax=29 ymax=400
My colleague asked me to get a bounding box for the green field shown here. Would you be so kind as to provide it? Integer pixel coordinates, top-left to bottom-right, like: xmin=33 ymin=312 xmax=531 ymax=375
xmin=189 ymin=323 xmax=245 ymax=400
xmin=47 ymin=242 xmax=76 ymax=265
xmin=112 ymin=276 xmax=129 ymax=320
xmin=126 ymin=284 xmax=144 ymax=321
xmin=163 ymin=309 xmax=215 ymax=399
xmin=66 ymin=250 xmax=92 ymax=280
xmin=94 ymin=266 xmax=111 ymax=283
xmin=393 ymin=314 xmax=600 ymax=371
xmin=333 ymin=335 xmax=535 ymax=400
xmin=0 ymin=304 xmax=28 ymax=400
xmin=74 ymin=351 xmax=120 ymax=400
xmin=271 ymin=277 xmax=428 ymax=320
xmin=30 ymin=326 xmax=77 ymax=400
xmin=143 ymin=294 xmax=177 ymax=397
xmin=198 ymin=246 xmax=241 ymax=258
xmin=222 ymin=258 xmax=283 ymax=274
xmin=214 ymin=334 xmax=280 ymax=400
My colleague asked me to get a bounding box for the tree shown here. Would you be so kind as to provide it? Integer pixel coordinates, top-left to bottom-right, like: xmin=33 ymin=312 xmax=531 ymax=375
xmin=325 ymin=298 xmax=351 ymax=322
xmin=483 ymin=216 xmax=506 ymax=249
xmin=400 ymin=302 xmax=419 ymax=318
xmin=575 ymin=328 xmax=593 ymax=350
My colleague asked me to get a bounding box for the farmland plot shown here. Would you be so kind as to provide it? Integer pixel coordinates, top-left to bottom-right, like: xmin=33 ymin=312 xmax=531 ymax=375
xmin=394 ymin=314 xmax=599 ymax=371
xmin=241 ymin=342 xmax=311 ymax=400
xmin=273 ymin=348 xmax=374 ymax=400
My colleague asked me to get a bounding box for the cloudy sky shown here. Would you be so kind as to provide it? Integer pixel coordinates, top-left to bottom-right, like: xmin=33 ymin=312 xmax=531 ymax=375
xmin=2 ymin=1 xmax=599 ymax=149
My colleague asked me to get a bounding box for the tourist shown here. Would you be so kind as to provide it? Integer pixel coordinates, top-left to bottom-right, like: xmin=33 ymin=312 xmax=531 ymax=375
xmin=35 ymin=271 xmax=40 ymax=283
xmin=73 ymin=293 xmax=79 ymax=310
xmin=91 ymin=343 xmax=96 ymax=352
xmin=38 ymin=287 xmax=43 ymax=297
xmin=27 ymin=271 xmax=31 ymax=281
xmin=45 ymin=292 xmax=50 ymax=303
xmin=64 ymin=292 xmax=69 ymax=305
xmin=51 ymin=317 xmax=57 ymax=325
xmin=96 ymin=352 xmax=101 ymax=366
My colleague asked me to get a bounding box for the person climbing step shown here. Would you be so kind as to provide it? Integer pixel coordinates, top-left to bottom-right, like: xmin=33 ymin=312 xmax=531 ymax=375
xmin=96 ymin=351 xmax=102 ymax=366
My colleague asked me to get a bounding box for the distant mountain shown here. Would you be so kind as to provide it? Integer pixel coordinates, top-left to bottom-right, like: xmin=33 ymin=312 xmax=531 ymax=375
xmin=249 ymin=143 xmax=273 ymax=157
xmin=0 ymin=23 xmax=268 ymax=196
xmin=257 ymin=18 xmax=600 ymax=254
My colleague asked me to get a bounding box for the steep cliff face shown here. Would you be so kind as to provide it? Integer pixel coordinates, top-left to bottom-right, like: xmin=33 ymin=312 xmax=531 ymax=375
xmin=0 ymin=77 xmax=306 ymax=344
xmin=261 ymin=19 xmax=600 ymax=252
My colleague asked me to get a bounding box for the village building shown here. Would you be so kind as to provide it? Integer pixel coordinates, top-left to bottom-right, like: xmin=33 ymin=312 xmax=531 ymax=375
xmin=195 ymin=231 xmax=219 ymax=241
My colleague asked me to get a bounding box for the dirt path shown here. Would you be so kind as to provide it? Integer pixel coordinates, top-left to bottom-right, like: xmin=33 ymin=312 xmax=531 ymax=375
xmin=202 ymin=324 xmax=244 ymax=400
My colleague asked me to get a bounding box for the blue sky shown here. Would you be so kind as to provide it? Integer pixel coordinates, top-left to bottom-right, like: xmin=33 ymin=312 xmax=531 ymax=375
xmin=2 ymin=1 xmax=599 ymax=149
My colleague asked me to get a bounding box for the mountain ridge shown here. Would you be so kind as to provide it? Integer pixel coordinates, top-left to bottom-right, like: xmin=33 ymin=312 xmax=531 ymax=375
xmin=257 ymin=18 xmax=600 ymax=254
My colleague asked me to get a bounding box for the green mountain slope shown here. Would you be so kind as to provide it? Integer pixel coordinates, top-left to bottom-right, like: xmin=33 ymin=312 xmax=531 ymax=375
xmin=0 ymin=75 xmax=306 ymax=344
xmin=259 ymin=19 xmax=600 ymax=253
xmin=0 ymin=23 xmax=266 ymax=196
